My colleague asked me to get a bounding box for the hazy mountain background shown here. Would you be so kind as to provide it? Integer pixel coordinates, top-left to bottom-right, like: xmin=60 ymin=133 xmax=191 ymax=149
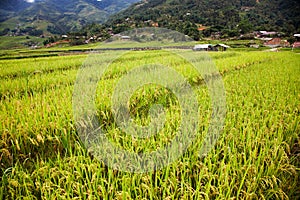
xmin=0 ymin=0 xmax=140 ymax=35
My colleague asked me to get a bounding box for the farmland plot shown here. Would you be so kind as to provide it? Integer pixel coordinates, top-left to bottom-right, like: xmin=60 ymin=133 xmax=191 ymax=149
xmin=0 ymin=51 xmax=299 ymax=199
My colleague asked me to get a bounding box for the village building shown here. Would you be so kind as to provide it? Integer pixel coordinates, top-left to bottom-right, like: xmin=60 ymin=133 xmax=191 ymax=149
xmin=214 ymin=44 xmax=230 ymax=51
xmin=293 ymin=34 xmax=300 ymax=38
xmin=250 ymin=44 xmax=260 ymax=48
xmin=257 ymin=31 xmax=278 ymax=37
xmin=193 ymin=44 xmax=213 ymax=51
xmin=193 ymin=44 xmax=230 ymax=51
xmin=120 ymin=35 xmax=131 ymax=40
xmin=292 ymin=42 xmax=300 ymax=49
xmin=264 ymin=38 xmax=289 ymax=48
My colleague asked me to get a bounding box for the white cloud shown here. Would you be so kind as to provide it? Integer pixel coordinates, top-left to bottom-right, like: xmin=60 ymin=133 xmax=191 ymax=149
xmin=25 ymin=0 xmax=35 ymax=3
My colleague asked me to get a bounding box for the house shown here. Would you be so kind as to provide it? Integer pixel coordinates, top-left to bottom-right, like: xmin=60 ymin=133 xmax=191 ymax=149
xmin=151 ymin=22 xmax=159 ymax=27
xmin=193 ymin=44 xmax=213 ymax=51
xmin=120 ymin=35 xmax=131 ymax=40
xmin=197 ymin=24 xmax=208 ymax=31
xmin=241 ymin=6 xmax=254 ymax=11
xmin=214 ymin=44 xmax=230 ymax=51
xmin=293 ymin=34 xmax=300 ymax=38
xmin=258 ymin=31 xmax=278 ymax=37
xmin=250 ymin=44 xmax=260 ymax=48
xmin=292 ymin=42 xmax=300 ymax=48
xmin=264 ymin=38 xmax=289 ymax=48
xmin=259 ymin=37 xmax=273 ymax=41
xmin=193 ymin=44 xmax=230 ymax=51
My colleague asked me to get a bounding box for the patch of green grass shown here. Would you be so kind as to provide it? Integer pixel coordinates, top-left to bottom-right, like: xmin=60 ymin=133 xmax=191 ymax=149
xmin=0 ymin=36 xmax=44 ymax=50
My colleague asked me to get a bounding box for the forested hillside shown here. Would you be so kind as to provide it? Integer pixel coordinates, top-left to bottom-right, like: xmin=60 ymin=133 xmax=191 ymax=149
xmin=107 ymin=0 xmax=300 ymax=39
xmin=0 ymin=0 xmax=140 ymax=35
xmin=0 ymin=0 xmax=32 ymax=22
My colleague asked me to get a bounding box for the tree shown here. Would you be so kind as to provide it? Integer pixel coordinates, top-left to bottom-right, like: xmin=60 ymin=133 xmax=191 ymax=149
xmin=43 ymin=37 xmax=55 ymax=46
xmin=238 ymin=19 xmax=253 ymax=34
xmin=0 ymin=28 xmax=10 ymax=36
xmin=47 ymin=25 xmax=63 ymax=35
xmin=287 ymin=37 xmax=296 ymax=45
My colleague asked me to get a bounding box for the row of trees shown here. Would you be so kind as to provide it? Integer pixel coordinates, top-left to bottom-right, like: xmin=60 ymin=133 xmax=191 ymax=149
xmin=107 ymin=18 xmax=256 ymax=41
xmin=2 ymin=26 xmax=44 ymax=37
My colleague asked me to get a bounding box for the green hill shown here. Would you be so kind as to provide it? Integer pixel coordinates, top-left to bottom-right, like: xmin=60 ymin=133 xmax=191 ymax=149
xmin=0 ymin=0 xmax=140 ymax=36
xmin=107 ymin=0 xmax=300 ymax=39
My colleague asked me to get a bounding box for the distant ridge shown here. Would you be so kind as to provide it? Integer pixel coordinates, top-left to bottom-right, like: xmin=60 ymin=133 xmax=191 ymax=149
xmin=107 ymin=0 xmax=300 ymax=39
xmin=0 ymin=0 xmax=140 ymax=35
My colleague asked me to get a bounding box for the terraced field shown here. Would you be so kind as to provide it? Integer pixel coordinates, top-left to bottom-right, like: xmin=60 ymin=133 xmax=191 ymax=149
xmin=0 ymin=50 xmax=299 ymax=199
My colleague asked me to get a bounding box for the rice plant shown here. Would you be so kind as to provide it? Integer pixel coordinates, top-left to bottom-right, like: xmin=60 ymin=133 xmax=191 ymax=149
xmin=0 ymin=50 xmax=299 ymax=199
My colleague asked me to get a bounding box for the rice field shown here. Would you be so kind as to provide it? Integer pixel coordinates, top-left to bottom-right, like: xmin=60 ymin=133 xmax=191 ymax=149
xmin=0 ymin=49 xmax=299 ymax=199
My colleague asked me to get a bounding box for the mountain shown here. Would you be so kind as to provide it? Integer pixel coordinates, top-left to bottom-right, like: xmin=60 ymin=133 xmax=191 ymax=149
xmin=0 ymin=0 xmax=31 ymax=22
xmin=0 ymin=0 xmax=140 ymax=35
xmin=107 ymin=0 xmax=300 ymax=39
xmin=0 ymin=0 xmax=47 ymax=22
xmin=0 ymin=0 xmax=30 ymax=13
